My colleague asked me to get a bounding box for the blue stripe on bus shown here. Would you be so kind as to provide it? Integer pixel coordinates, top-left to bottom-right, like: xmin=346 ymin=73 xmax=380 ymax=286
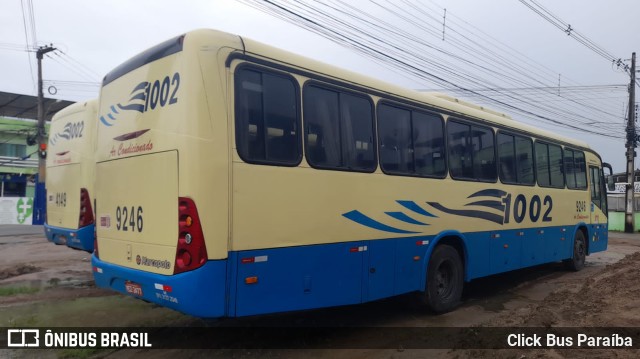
xmin=92 ymin=256 xmax=227 ymax=318
xmin=44 ymin=223 xmax=95 ymax=253
xmin=231 ymin=224 xmax=606 ymax=317
xmin=92 ymin=224 xmax=607 ymax=318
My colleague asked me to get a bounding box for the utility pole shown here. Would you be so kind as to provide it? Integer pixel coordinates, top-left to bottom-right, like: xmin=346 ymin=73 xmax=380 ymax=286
xmin=36 ymin=44 xmax=56 ymax=183
xmin=625 ymin=52 xmax=636 ymax=233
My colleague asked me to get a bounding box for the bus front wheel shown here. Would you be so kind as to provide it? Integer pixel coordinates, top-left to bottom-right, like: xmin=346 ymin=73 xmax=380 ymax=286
xmin=565 ymin=230 xmax=586 ymax=271
xmin=423 ymin=244 xmax=463 ymax=313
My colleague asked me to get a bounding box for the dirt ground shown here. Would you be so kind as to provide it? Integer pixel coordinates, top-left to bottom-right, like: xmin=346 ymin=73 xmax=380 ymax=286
xmin=0 ymin=227 xmax=639 ymax=358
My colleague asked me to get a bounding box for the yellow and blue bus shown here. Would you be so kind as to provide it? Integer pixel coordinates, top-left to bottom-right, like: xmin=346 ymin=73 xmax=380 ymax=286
xmin=92 ymin=29 xmax=610 ymax=318
xmin=45 ymin=99 xmax=97 ymax=252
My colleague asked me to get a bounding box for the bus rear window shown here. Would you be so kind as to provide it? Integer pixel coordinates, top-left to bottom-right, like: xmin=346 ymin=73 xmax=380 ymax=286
xmin=235 ymin=67 xmax=301 ymax=166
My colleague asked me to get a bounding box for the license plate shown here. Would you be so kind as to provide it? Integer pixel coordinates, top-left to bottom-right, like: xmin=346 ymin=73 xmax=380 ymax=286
xmin=125 ymin=281 xmax=143 ymax=296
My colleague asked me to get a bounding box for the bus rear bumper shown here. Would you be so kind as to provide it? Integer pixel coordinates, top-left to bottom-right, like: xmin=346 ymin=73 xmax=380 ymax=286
xmin=91 ymin=255 xmax=227 ymax=318
xmin=44 ymin=223 xmax=95 ymax=252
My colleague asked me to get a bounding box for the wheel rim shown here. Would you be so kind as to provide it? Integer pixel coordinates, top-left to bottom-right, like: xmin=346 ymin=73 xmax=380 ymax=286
xmin=435 ymin=260 xmax=454 ymax=298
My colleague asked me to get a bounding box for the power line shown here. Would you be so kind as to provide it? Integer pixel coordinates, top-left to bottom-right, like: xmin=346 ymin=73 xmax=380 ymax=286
xmin=56 ymin=49 xmax=102 ymax=81
xmin=20 ymin=0 xmax=36 ymax=91
xmin=46 ymin=52 xmax=99 ymax=82
xmin=240 ymin=0 xmax=623 ymax=138
xmin=423 ymin=0 xmax=624 ymax=114
xmin=366 ymin=0 xmax=623 ymax=121
xmin=517 ymin=0 xmax=624 ymax=69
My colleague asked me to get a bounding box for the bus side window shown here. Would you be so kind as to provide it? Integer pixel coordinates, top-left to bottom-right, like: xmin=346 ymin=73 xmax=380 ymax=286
xmin=447 ymin=121 xmax=472 ymax=179
xmin=235 ymin=67 xmax=301 ymax=165
xmin=536 ymin=142 xmax=564 ymax=188
xmin=548 ymin=144 xmax=564 ymax=188
xmin=304 ymin=84 xmax=376 ymax=172
xmin=413 ymin=111 xmax=445 ymax=177
xmin=448 ymin=120 xmax=495 ymax=181
xmin=590 ymin=166 xmax=602 ymax=209
xmin=574 ymin=151 xmax=587 ymax=189
xmin=378 ymin=104 xmax=412 ymax=174
xmin=565 ymin=149 xmax=588 ymax=190
xmin=498 ymin=133 xmax=516 ymax=183
xmin=515 ymin=136 xmax=535 ymax=185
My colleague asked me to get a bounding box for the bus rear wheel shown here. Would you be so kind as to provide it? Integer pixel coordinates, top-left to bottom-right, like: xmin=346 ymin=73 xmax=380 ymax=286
xmin=565 ymin=230 xmax=586 ymax=271
xmin=423 ymin=244 xmax=463 ymax=313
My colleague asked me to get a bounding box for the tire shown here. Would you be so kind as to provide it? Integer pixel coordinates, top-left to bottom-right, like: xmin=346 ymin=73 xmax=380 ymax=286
xmin=423 ymin=244 xmax=464 ymax=314
xmin=565 ymin=230 xmax=586 ymax=271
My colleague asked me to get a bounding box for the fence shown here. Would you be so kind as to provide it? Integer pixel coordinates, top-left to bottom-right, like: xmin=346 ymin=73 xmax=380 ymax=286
xmin=607 ymin=194 xmax=640 ymax=212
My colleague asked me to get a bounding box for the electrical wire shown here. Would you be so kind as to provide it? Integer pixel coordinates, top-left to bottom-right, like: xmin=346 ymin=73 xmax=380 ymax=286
xmin=239 ymin=0 xmax=624 ymax=138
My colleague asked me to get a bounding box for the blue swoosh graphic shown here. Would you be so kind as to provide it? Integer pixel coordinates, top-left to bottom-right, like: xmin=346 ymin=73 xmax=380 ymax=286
xmin=468 ymin=189 xmax=507 ymax=198
xmin=465 ymin=200 xmax=505 ymax=211
xmin=397 ymin=200 xmax=437 ymax=217
xmin=129 ymin=92 xmax=146 ymax=101
xmin=118 ymin=103 xmax=144 ymax=113
xmin=385 ymin=212 xmax=428 ymax=225
xmin=131 ymin=81 xmax=149 ymax=93
xmin=427 ymin=202 xmax=504 ymax=225
xmin=99 ymin=116 xmax=113 ymax=127
xmin=342 ymin=210 xmax=420 ymax=234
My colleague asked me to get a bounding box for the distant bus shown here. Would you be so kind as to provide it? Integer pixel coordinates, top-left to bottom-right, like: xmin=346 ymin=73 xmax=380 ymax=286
xmin=45 ymin=99 xmax=97 ymax=252
xmin=605 ymin=171 xmax=640 ymax=194
xmin=92 ymin=29 xmax=611 ymax=318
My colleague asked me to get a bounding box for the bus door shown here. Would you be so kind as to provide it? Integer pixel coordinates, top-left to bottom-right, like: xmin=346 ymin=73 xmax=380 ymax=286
xmin=589 ymin=166 xmax=607 ymax=251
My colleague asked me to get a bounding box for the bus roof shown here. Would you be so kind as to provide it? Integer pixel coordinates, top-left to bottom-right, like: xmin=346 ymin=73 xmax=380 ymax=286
xmin=102 ymin=28 xmax=591 ymax=151
xmin=51 ymin=99 xmax=97 ymax=122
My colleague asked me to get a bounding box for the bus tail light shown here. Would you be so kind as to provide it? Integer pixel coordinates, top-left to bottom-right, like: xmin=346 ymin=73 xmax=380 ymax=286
xmin=78 ymin=188 xmax=94 ymax=228
xmin=174 ymin=197 xmax=208 ymax=274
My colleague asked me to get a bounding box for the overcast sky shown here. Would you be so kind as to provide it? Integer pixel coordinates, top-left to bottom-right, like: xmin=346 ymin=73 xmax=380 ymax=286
xmin=1 ymin=0 xmax=638 ymax=172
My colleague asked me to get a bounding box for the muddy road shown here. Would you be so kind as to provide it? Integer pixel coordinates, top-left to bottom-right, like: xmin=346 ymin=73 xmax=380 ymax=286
xmin=1 ymin=226 xmax=639 ymax=358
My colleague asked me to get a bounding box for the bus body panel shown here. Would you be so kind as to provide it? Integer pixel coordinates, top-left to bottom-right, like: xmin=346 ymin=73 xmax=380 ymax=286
xmin=95 ymin=30 xmax=237 ymax=279
xmin=95 ymin=151 xmax=178 ymax=275
xmin=231 ymin=160 xmax=594 ymax=251
xmin=92 ymin=255 xmax=227 ymax=318
xmin=234 ymin=241 xmax=365 ymax=316
xmin=46 ymin=164 xmax=81 ymax=230
xmin=231 ymin=224 xmax=580 ymax=317
xmin=45 ymin=99 xmax=97 ymax=251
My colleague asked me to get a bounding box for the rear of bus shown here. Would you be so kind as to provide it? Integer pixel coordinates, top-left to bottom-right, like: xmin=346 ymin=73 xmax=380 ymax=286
xmin=45 ymin=99 xmax=97 ymax=252
xmin=91 ymin=30 xmax=235 ymax=317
